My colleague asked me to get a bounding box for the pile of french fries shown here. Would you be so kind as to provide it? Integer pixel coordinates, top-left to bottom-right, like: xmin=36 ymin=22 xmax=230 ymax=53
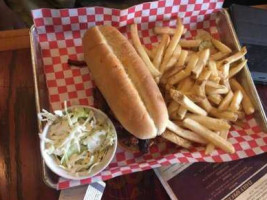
xmin=130 ymin=18 xmax=255 ymax=154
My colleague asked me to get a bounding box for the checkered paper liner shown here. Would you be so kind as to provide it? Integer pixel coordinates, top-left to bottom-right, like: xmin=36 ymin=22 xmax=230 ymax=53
xmin=32 ymin=0 xmax=267 ymax=190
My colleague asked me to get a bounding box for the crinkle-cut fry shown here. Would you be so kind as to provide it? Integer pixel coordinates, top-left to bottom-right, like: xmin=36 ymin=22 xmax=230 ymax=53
xmin=167 ymin=100 xmax=180 ymax=115
xmin=166 ymin=44 xmax=182 ymax=69
xmin=206 ymin=85 xmax=229 ymax=95
xmin=211 ymin=38 xmax=232 ymax=53
xmin=198 ymin=68 xmax=212 ymax=81
xmin=192 ymin=48 xmax=210 ymax=79
xmin=222 ymin=46 xmax=247 ymax=65
xmin=179 ymin=39 xmax=202 ymax=48
xmin=228 ymin=90 xmax=243 ymax=112
xmin=210 ymin=52 xmax=229 ymax=61
xmin=170 ymin=89 xmax=207 ymax=116
xmin=177 ymin=106 xmax=187 ymax=120
xmin=218 ymin=91 xmax=234 ymax=111
xmin=154 ymin=26 xmax=176 ymax=35
xmin=168 ymin=69 xmax=189 ymax=85
xmin=153 ymin=34 xmax=170 ymax=69
xmin=199 ymin=98 xmax=213 ymax=112
xmin=130 ymin=24 xmax=161 ymax=77
xmin=208 ymin=60 xmax=218 ymax=76
xmin=183 ymin=118 xmax=235 ymax=153
xmin=160 ymin=18 xmax=184 ymax=73
xmin=208 ymin=94 xmax=222 ymax=105
xmin=161 ymin=130 xmax=192 ymax=149
xmin=230 ymin=78 xmax=255 ymax=115
xmin=167 ymin=120 xmax=207 ymax=144
xmin=229 ymin=59 xmax=248 ymax=78
xmin=184 ymin=53 xmax=199 ymax=74
xmin=210 ymin=108 xmax=238 ymax=121
xmin=186 ymin=114 xmax=231 ymax=131
xmin=175 ymin=50 xmax=188 ymax=68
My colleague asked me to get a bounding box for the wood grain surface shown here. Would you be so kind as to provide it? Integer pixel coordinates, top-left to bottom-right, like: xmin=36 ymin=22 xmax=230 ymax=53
xmin=0 ymin=25 xmax=267 ymax=200
xmin=0 ymin=29 xmax=169 ymax=200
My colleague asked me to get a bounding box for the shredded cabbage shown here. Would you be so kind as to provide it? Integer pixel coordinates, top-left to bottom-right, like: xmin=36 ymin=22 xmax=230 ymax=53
xmin=39 ymin=104 xmax=115 ymax=175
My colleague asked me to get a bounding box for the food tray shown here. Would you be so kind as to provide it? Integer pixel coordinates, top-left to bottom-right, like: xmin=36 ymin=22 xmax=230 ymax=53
xmin=30 ymin=0 xmax=267 ymax=190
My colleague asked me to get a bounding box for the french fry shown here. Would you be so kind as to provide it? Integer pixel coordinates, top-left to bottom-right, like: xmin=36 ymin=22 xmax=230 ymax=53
xmin=208 ymin=94 xmax=222 ymax=105
xmin=177 ymin=106 xmax=187 ymax=120
xmin=192 ymin=48 xmax=210 ymax=78
xmin=211 ymin=38 xmax=232 ymax=53
xmin=187 ymin=94 xmax=205 ymax=103
xmin=166 ymin=44 xmax=182 ymax=69
xmin=221 ymin=63 xmax=230 ymax=79
xmin=162 ymin=130 xmax=192 ymax=149
xmin=175 ymin=50 xmax=188 ymax=68
xmin=170 ymin=89 xmax=207 ymax=116
xmin=178 ymin=77 xmax=195 ymax=92
xmin=199 ymin=98 xmax=213 ymax=112
xmin=193 ymin=80 xmax=206 ymax=98
xmin=143 ymin=45 xmax=153 ymax=59
xmin=151 ymin=44 xmax=159 ymax=58
xmin=167 ymin=120 xmax=207 ymax=144
xmin=153 ymin=34 xmax=170 ymax=69
xmin=206 ymin=80 xmax=225 ymax=89
xmin=154 ymin=26 xmax=176 ymax=35
xmin=206 ymin=85 xmax=229 ymax=95
xmin=210 ymin=108 xmax=238 ymax=121
xmin=160 ymin=18 xmax=184 ymax=73
xmin=229 ymin=59 xmax=247 ymax=78
xmin=230 ymin=78 xmax=255 ymax=115
xmin=228 ymin=90 xmax=243 ymax=112
xmin=184 ymin=54 xmax=199 ymax=74
xmin=205 ymin=132 xmax=220 ymax=155
xmin=218 ymin=91 xmax=234 ymax=110
xmin=236 ymin=111 xmax=245 ymax=120
xmin=168 ymin=70 xmax=189 ymax=85
xmin=209 ymin=74 xmax=221 ymax=83
xmin=183 ymin=118 xmax=235 ymax=153
xmin=222 ymin=78 xmax=231 ymax=90
xmin=210 ymin=52 xmax=229 ymax=61
xmin=222 ymin=47 xmax=247 ymax=65
xmin=130 ymin=24 xmax=161 ymax=77
xmin=168 ymin=100 xmax=180 ymax=114
xmin=208 ymin=60 xmax=218 ymax=76
xmin=198 ymin=68 xmax=212 ymax=81
xmin=179 ymin=39 xmax=202 ymax=48
xmin=220 ymin=130 xmax=229 ymax=140
xmin=160 ymin=65 xmax=185 ymax=84
xmin=186 ymin=114 xmax=231 ymax=131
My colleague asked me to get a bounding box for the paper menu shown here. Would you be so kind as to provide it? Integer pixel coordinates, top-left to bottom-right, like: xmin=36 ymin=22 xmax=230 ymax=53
xmin=154 ymin=153 xmax=267 ymax=200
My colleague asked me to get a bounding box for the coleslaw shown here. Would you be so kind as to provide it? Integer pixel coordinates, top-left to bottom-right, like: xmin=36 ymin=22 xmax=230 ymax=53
xmin=38 ymin=104 xmax=115 ymax=175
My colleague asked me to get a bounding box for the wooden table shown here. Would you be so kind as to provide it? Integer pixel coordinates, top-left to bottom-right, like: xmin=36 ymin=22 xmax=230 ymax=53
xmin=0 ymin=29 xmax=169 ymax=200
xmin=0 ymin=28 xmax=266 ymax=200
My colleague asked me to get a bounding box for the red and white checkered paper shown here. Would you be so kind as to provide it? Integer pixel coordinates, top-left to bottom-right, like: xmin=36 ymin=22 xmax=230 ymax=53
xmin=32 ymin=0 xmax=267 ymax=190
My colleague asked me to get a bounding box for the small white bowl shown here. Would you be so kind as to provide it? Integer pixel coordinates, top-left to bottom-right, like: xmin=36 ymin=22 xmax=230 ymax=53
xmin=40 ymin=105 xmax=117 ymax=180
